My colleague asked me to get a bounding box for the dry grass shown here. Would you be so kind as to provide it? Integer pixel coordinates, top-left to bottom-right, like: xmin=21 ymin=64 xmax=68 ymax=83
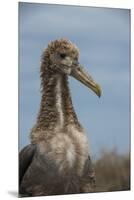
xmin=93 ymin=150 xmax=130 ymax=192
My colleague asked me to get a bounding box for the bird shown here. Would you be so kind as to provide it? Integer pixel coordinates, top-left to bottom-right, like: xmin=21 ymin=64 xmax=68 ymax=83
xmin=19 ymin=38 xmax=101 ymax=197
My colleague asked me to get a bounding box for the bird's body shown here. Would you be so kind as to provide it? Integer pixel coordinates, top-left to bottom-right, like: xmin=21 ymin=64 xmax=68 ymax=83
xmin=19 ymin=39 xmax=101 ymax=197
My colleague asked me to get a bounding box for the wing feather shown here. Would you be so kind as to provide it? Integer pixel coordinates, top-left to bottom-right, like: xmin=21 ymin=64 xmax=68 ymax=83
xmin=19 ymin=144 xmax=36 ymax=184
xmin=80 ymin=155 xmax=96 ymax=192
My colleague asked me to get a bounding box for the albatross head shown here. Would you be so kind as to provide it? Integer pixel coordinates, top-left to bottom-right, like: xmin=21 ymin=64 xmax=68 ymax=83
xmin=42 ymin=38 xmax=101 ymax=97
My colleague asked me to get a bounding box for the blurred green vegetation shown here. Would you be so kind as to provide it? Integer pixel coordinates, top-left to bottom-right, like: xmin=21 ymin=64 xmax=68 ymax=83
xmin=94 ymin=150 xmax=130 ymax=192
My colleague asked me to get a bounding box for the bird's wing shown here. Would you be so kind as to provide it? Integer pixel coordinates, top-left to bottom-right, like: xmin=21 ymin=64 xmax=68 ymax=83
xmin=19 ymin=144 xmax=37 ymax=184
xmin=87 ymin=155 xmax=96 ymax=186
xmin=80 ymin=155 xmax=96 ymax=192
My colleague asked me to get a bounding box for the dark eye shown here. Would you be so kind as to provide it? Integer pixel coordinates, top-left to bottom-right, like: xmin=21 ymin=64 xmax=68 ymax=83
xmin=74 ymin=57 xmax=78 ymax=61
xmin=60 ymin=53 xmax=66 ymax=59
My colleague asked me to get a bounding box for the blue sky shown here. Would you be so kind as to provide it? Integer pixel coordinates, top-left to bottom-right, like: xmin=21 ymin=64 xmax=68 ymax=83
xmin=19 ymin=3 xmax=130 ymax=157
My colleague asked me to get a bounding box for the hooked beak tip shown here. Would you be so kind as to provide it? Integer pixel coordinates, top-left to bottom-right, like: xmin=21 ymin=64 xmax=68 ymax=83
xmin=95 ymin=83 xmax=102 ymax=98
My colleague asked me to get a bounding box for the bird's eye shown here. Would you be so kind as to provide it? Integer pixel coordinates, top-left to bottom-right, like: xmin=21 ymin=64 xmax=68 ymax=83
xmin=60 ymin=53 xmax=66 ymax=59
xmin=74 ymin=57 xmax=78 ymax=61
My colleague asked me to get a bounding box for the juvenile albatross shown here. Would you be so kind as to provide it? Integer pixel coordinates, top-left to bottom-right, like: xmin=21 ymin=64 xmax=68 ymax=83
xmin=19 ymin=39 xmax=101 ymax=197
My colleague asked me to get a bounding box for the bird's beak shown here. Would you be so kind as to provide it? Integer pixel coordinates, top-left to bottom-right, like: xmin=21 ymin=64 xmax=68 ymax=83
xmin=70 ymin=64 xmax=101 ymax=97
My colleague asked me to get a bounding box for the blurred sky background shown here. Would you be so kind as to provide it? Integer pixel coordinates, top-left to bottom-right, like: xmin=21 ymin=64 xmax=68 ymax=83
xmin=19 ymin=2 xmax=130 ymax=157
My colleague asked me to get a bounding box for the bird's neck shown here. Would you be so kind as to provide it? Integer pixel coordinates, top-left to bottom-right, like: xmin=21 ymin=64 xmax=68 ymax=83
xmin=31 ymin=73 xmax=82 ymax=142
